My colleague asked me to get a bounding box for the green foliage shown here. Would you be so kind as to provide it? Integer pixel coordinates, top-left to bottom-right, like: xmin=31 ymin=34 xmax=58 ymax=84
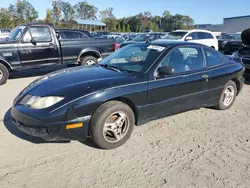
xmin=0 ymin=1 xmax=194 ymax=33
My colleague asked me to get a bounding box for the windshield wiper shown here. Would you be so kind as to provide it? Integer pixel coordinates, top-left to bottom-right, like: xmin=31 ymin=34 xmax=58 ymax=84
xmin=98 ymin=64 xmax=121 ymax=73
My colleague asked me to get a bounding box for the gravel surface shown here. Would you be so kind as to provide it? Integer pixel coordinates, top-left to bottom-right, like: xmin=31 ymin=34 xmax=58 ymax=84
xmin=0 ymin=69 xmax=250 ymax=188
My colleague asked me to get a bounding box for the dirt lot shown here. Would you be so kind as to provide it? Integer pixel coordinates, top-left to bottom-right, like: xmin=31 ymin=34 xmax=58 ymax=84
xmin=0 ymin=67 xmax=250 ymax=188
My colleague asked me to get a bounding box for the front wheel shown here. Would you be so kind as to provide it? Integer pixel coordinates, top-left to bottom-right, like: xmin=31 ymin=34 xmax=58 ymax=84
xmin=0 ymin=64 xmax=9 ymax=85
xmin=216 ymin=80 xmax=237 ymax=110
xmin=90 ymin=101 xmax=135 ymax=149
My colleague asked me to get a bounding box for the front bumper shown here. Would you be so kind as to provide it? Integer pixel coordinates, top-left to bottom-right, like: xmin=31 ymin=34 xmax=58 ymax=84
xmin=11 ymin=107 xmax=91 ymax=141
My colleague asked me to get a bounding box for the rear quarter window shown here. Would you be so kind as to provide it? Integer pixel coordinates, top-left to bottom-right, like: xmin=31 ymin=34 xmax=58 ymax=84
xmin=204 ymin=47 xmax=223 ymax=67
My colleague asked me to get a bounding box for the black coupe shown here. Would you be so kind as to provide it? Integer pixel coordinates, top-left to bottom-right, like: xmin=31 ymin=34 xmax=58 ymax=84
xmin=11 ymin=41 xmax=245 ymax=149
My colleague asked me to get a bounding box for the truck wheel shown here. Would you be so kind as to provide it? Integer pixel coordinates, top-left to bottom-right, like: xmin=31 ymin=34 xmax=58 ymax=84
xmin=216 ymin=80 xmax=237 ymax=110
xmin=90 ymin=101 xmax=135 ymax=149
xmin=80 ymin=56 xmax=98 ymax=66
xmin=0 ymin=64 xmax=9 ymax=85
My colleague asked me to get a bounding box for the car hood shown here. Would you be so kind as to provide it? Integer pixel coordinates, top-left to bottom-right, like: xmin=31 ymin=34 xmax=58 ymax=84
xmin=242 ymin=28 xmax=250 ymax=46
xmin=17 ymin=66 xmax=132 ymax=101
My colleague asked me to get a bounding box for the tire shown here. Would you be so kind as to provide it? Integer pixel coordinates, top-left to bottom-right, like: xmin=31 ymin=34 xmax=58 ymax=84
xmin=80 ymin=56 xmax=98 ymax=66
xmin=90 ymin=101 xmax=135 ymax=149
xmin=0 ymin=64 xmax=9 ymax=85
xmin=216 ymin=80 xmax=237 ymax=110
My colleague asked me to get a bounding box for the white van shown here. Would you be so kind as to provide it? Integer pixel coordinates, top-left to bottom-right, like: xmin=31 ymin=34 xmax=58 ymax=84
xmin=162 ymin=29 xmax=219 ymax=50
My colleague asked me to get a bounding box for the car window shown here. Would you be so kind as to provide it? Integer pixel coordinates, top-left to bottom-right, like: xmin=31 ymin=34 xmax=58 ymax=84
xmin=60 ymin=31 xmax=87 ymax=39
xmin=100 ymin=44 xmax=165 ymax=73
xmin=187 ymin=32 xmax=199 ymax=40
xmin=160 ymin=46 xmax=204 ymax=74
xmin=22 ymin=30 xmax=32 ymax=42
xmin=198 ymin=32 xmax=214 ymax=39
xmin=1 ymin=29 xmax=11 ymax=34
xmin=29 ymin=26 xmax=52 ymax=42
xmin=204 ymin=47 xmax=223 ymax=67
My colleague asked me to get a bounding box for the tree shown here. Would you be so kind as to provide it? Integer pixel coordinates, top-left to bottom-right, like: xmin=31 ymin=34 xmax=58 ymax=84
xmin=99 ymin=7 xmax=115 ymax=20
xmin=126 ymin=24 xmax=131 ymax=32
xmin=8 ymin=0 xmax=38 ymax=25
xmin=52 ymin=0 xmax=62 ymax=22
xmin=44 ymin=9 xmax=54 ymax=23
xmin=0 ymin=8 xmax=13 ymax=28
xmin=121 ymin=23 xmax=125 ymax=32
xmin=61 ymin=1 xmax=75 ymax=21
xmin=74 ymin=1 xmax=98 ymax=19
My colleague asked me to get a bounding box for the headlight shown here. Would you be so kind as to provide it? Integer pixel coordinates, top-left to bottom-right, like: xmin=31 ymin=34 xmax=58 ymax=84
xmin=25 ymin=96 xmax=64 ymax=109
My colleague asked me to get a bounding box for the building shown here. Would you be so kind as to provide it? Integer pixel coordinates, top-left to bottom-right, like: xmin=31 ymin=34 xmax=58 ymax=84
xmin=195 ymin=15 xmax=250 ymax=34
xmin=194 ymin=24 xmax=224 ymax=32
xmin=223 ymin=15 xmax=250 ymax=33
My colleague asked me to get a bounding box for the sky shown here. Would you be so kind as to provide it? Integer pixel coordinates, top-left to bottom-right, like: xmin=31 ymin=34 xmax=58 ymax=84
xmin=2 ymin=0 xmax=250 ymax=24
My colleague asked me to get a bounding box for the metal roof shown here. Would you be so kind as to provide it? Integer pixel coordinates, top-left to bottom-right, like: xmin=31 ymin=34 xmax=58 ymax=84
xmin=73 ymin=19 xmax=106 ymax=26
xmin=224 ymin=15 xmax=250 ymax=20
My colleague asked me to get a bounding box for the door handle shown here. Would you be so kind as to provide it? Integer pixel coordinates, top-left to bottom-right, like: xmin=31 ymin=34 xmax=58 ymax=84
xmin=201 ymin=74 xmax=209 ymax=81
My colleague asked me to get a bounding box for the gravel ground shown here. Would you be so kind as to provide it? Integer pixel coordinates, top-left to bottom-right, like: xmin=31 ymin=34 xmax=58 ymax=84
xmin=0 ymin=68 xmax=250 ymax=188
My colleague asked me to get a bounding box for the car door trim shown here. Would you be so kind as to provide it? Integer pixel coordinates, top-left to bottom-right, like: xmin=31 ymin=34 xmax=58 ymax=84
xmin=22 ymin=57 xmax=59 ymax=63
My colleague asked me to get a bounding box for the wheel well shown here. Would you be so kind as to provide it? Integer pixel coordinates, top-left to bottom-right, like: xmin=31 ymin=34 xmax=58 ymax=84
xmin=231 ymin=78 xmax=240 ymax=95
xmin=0 ymin=60 xmax=11 ymax=71
xmin=79 ymin=51 xmax=101 ymax=60
xmin=109 ymin=97 xmax=139 ymax=125
xmin=211 ymin=46 xmax=215 ymax=49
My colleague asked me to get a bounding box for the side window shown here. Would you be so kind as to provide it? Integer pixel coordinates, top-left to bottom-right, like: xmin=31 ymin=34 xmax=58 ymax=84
xmin=187 ymin=32 xmax=199 ymax=40
xmin=29 ymin=26 xmax=52 ymax=42
xmin=159 ymin=46 xmax=204 ymax=74
xmin=22 ymin=30 xmax=32 ymax=42
xmin=204 ymin=47 xmax=223 ymax=67
xmin=198 ymin=32 xmax=214 ymax=39
xmin=77 ymin=32 xmax=87 ymax=38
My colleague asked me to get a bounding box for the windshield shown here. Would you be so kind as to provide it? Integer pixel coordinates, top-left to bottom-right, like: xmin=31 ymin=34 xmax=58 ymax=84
xmin=99 ymin=44 xmax=166 ymax=73
xmin=132 ymin=34 xmax=150 ymax=42
xmin=163 ymin=31 xmax=188 ymax=40
xmin=7 ymin=25 xmax=26 ymax=41
xmin=219 ymin=34 xmax=234 ymax=40
xmin=232 ymin=34 xmax=242 ymax=40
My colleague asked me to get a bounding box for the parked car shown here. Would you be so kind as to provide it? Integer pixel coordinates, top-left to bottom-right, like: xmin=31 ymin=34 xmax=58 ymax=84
xmin=95 ymin=31 xmax=112 ymax=38
xmin=57 ymin=29 xmax=93 ymax=39
xmin=120 ymin=33 xmax=165 ymax=48
xmin=231 ymin=29 xmax=250 ymax=77
xmin=0 ymin=28 xmax=12 ymax=40
xmin=11 ymin=41 xmax=244 ymax=149
xmin=162 ymin=29 xmax=219 ymax=50
xmin=224 ymin=33 xmax=243 ymax=55
xmin=218 ymin=33 xmax=234 ymax=52
xmin=0 ymin=23 xmax=117 ymax=85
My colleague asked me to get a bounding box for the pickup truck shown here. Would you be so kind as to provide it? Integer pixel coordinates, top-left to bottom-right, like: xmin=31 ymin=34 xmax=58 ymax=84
xmin=0 ymin=23 xmax=117 ymax=85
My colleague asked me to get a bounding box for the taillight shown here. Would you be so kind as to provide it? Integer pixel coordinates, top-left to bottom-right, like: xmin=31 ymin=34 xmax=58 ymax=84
xmin=114 ymin=42 xmax=119 ymax=51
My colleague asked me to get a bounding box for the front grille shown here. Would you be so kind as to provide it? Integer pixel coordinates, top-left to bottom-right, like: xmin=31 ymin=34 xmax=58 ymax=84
xmin=20 ymin=94 xmax=32 ymax=105
xmin=242 ymin=57 xmax=250 ymax=65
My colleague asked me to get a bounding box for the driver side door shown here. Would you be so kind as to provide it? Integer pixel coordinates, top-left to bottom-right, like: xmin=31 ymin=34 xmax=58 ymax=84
xmin=17 ymin=25 xmax=59 ymax=67
xmin=147 ymin=45 xmax=209 ymax=119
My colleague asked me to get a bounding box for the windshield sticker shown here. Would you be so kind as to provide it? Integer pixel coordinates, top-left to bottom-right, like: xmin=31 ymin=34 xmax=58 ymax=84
xmin=147 ymin=45 xmax=165 ymax=52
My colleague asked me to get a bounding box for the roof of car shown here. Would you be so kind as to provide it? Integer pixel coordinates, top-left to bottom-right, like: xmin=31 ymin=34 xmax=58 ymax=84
xmin=174 ymin=29 xmax=214 ymax=33
xmin=150 ymin=40 xmax=206 ymax=47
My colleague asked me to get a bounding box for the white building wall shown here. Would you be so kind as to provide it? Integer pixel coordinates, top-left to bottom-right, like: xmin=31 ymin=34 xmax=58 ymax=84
xmin=223 ymin=17 xmax=250 ymax=33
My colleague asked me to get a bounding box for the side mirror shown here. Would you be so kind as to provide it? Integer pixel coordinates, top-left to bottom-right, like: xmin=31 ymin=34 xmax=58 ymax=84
xmin=31 ymin=37 xmax=38 ymax=44
xmin=158 ymin=66 xmax=175 ymax=76
xmin=56 ymin=32 xmax=60 ymax=39
xmin=185 ymin=36 xmax=193 ymax=41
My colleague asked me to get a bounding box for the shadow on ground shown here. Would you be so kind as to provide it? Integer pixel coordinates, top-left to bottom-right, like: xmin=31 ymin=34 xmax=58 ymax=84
xmin=3 ymin=108 xmax=100 ymax=148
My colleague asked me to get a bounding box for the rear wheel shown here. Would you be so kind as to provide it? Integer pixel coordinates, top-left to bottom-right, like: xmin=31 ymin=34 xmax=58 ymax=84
xmin=0 ymin=64 xmax=9 ymax=85
xmin=90 ymin=101 xmax=135 ymax=149
xmin=216 ymin=80 xmax=237 ymax=110
xmin=80 ymin=56 xmax=98 ymax=66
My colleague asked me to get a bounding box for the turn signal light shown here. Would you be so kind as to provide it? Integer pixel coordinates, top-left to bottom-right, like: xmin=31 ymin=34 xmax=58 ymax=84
xmin=66 ymin=123 xmax=83 ymax=130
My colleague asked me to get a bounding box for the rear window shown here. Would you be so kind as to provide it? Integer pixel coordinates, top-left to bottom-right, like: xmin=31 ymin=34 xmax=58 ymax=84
xmin=204 ymin=47 xmax=223 ymax=67
xmin=60 ymin=31 xmax=88 ymax=39
xmin=1 ymin=29 xmax=11 ymax=34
